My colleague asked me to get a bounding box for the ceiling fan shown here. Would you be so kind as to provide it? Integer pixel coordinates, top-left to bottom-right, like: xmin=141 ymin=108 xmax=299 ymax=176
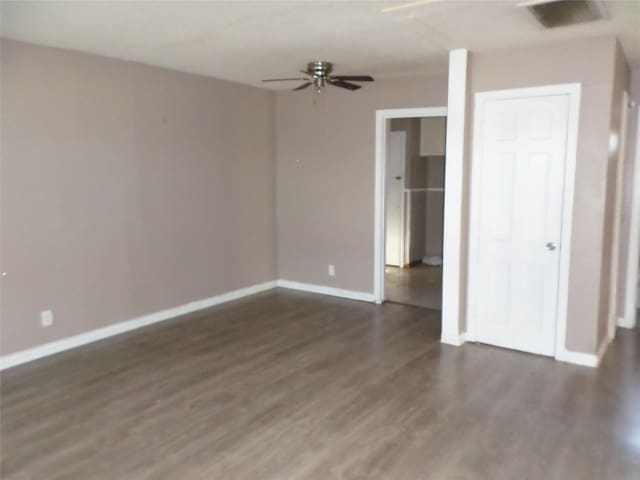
xmin=262 ymin=61 xmax=374 ymax=92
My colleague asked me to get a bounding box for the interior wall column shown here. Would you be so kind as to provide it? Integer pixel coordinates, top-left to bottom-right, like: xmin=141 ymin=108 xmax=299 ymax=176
xmin=441 ymin=48 xmax=470 ymax=346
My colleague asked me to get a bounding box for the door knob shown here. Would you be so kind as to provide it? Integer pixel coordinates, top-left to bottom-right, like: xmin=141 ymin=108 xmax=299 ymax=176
xmin=546 ymin=242 xmax=557 ymax=251
xmin=395 ymin=176 xmax=402 ymax=180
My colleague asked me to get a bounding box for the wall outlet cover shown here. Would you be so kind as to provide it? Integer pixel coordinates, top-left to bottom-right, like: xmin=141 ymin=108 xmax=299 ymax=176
xmin=328 ymin=265 xmax=336 ymax=276
xmin=40 ymin=310 xmax=54 ymax=327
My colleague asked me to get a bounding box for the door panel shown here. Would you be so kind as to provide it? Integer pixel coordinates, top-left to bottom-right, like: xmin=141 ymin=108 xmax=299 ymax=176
xmin=473 ymin=94 xmax=569 ymax=356
xmin=385 ymin=131 xmax=405 ymax=267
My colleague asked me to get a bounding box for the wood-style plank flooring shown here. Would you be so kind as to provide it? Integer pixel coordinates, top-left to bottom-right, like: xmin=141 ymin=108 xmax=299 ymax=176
xmin=385 ymin=265 xmax=442 ymax=310
xmin=1 ymin=289 xmax=639 ymax=479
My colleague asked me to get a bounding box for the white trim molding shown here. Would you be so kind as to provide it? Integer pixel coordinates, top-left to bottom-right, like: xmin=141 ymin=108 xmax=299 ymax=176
xmin=556 ymin=331 xmax=613 ymax=368
xmin=441 ymin=331 xmax=468 ymax=347
xmin=553 ymin=83 xmax=582 ymax=361
xmin=0 ymin=280 xmax=278 ymax=370
xmin=0 ymin=279 xmax=379 ymax=370
xmin=277 ymin=279 xmax=375 ymax=303
xmin=466 ymin=83 xmax=582 ymax=365
xmin=1 ymin=271 xmax=607 ymax=370
xmin=440 ymin=49 xmax=469 ymax=346
xmin=555 ymin=349 xmax=598 ymax=368
xmin=374 ymin=106 xmax=448 ymax=304
xmin=0 ymin=280 xmax=375 ymax=370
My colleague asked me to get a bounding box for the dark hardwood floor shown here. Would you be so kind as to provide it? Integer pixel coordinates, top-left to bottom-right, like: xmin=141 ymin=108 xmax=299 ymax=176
xmin=1 ymin=289 xmax=639 ymax=479
xmin=385 ymin=265 xmax=442 ymax=310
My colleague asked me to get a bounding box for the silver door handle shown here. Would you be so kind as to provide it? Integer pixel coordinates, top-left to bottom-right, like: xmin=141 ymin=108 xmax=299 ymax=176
xmin=546 ymin=242 xmax=557 ymax=251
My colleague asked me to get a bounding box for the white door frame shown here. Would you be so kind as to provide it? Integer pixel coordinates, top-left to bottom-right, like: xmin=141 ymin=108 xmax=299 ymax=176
xmin=467 ymin=83 xmax=581 ymax=362
xmin=622 ymin=104 xmax=640 ymax=329
xmin=374 ymin=107 xmax=447 ymax=303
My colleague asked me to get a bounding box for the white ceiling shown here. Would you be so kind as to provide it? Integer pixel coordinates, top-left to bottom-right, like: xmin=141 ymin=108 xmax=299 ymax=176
xmin=1 ymin=1 xmax=639 ymax=90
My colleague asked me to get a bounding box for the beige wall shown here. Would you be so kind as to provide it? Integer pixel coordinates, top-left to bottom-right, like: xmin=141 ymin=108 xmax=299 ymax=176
xmin=276 ymin=37 xmax=622 ymax=354
xmin=598 ymin=41 xmax=631 ymax=345
xmin=425 ymin=156 xmax=445 ymax=257
xmin=468 ymin=36 xmax=622 ymax=354
xmin=3 ymin=36 xmax=627 ymax=359
xmin=275 ymin=75 xmax=448 ymax=291
xmin=617 ymin=66 xmax=640 ymax=314
xmin=1 ymin=40 xmax=277 ymax=354
xmin=420 ymin=117 xmax=446 ymax=156
xmin=405 ymin=191 xmax=427 ymax=264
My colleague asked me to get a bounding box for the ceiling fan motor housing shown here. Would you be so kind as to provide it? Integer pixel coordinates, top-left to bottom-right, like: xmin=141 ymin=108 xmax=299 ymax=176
xmin=307 ymin=61 xmax=332 ymax=87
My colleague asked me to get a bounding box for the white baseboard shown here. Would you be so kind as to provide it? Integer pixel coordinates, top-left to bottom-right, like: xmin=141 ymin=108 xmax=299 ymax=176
xmin=618 ymin=314 xmax=636 ymax=329
xmin=441 ymin=331 xmax=467 ymax=347
xmin=1 ymin=279 xmax=375 ymax=370
xmin=448 ymin=334 xmax=603 ymax=368
xmin=0 ymin=280 xmax=278 ymax=371
xmin=2 ymin=277 xmax=619 ymax=371
xmin=555 ymin=349 xmax=598 ymax=368
xmin=555 ymin=332 xmax=613 ymax=368
xmin=276 ymin=279 xmax=376 ymax=303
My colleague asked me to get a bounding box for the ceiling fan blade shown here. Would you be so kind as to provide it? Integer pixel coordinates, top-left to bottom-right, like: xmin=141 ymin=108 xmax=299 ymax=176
xmin=262 ymin=77 xmax=309 ymax=82
xmin=331 ymin=75 xmax=374 ymax=82
xmin=328 ymin=79 xmax=362 ymax=91
xmin=293 ymin=82 xmax=313 ymax=91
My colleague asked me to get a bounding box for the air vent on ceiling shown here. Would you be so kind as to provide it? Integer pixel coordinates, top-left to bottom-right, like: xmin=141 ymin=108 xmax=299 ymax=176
xmin=523 ymin=0 xmax=604 ymax=29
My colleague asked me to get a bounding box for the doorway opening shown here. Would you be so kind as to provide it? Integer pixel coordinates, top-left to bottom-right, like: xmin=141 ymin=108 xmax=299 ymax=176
xmin=375 ymin=108 xmax=447 ymax=309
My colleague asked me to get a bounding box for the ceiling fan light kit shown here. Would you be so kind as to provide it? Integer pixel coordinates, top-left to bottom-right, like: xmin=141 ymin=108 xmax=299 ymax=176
xmin=262 ymin=61 xmax=374 ymax=93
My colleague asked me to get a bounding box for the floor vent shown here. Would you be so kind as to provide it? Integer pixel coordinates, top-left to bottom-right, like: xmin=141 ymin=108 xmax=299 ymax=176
xmin=522 ymin=0 xmax=604 ymax=29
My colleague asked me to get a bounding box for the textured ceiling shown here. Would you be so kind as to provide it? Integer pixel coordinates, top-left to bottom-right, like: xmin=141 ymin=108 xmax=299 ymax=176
xmin=1 ymin=1 xmax=639 ymax=89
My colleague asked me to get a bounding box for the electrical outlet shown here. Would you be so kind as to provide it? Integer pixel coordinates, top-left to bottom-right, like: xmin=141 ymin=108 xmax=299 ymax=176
xmin=328 ymin=264 xmax=336 ymax=277
xmin=40 ymin=310 xmax=54 ymax=327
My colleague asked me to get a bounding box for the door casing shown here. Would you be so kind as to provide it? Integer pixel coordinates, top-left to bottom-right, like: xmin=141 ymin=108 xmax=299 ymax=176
xmin=374 ymin=107 xmax=448 ymax=303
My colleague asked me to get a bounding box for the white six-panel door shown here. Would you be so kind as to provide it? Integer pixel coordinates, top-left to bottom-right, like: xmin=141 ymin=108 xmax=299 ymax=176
xmin=470 ymin=93 xmax=571 ymax=356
